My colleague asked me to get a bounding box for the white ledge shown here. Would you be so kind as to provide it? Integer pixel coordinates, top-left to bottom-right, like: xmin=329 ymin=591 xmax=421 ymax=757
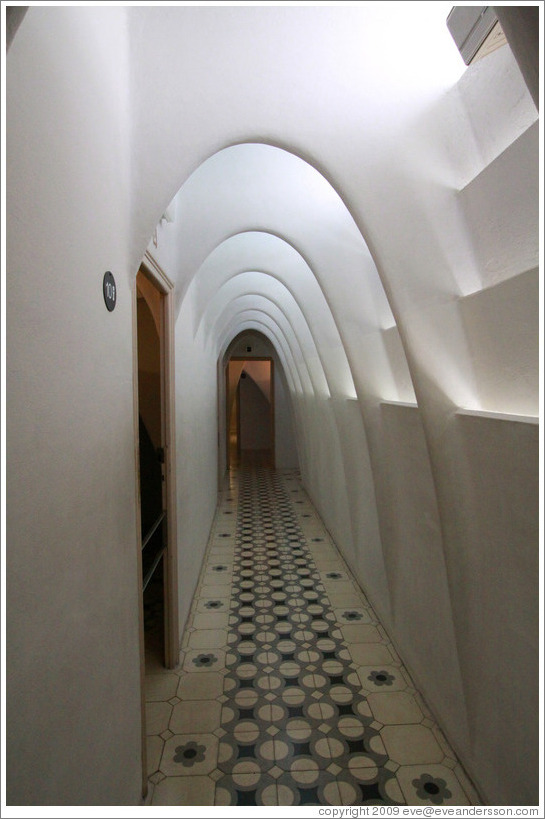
xmin=380 ymin=399 xmax=419 ymax=409
xmin=456 ymin=408 xmax=538 ymax=425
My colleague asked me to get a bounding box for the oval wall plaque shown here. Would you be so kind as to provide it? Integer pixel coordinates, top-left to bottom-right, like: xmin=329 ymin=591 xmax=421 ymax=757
xmin=103 ymin=271 xmax=116 ymax=312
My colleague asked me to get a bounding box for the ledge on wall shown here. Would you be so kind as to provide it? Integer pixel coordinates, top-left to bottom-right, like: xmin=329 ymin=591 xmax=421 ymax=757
xmin=378 ymin=402 xmax=538 ymax=425
xmin=379 ymin=399 xmax=419 ymax=410
xmin=456 ymin=407 xmax=538 ymax=425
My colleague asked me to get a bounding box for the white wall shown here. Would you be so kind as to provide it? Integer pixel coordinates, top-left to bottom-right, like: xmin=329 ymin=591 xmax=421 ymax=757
xmin=443 ymin=410 xmax=539 ymax=804
xmin=6 ymin=4 xmax=539 ymax=808
xmin=375 ymin=402 xmax=467 ymax=748
xmin=171 ymin=278 xmax=220 ymax=633
xmin=7 ymin=7 xmax=143 ymax=806
xmin=274 ymin=368 xmax=299 ymax=470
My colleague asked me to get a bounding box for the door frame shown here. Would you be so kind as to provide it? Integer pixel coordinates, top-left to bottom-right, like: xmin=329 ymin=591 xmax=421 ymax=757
xmin=132 ymin=251 xmax=179 ymax=797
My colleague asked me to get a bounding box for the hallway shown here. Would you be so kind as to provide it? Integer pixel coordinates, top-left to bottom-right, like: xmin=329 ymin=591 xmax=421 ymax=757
xmin=6 ymin=6 xmax=539 ymax=808
xmin=144 ymin=465 xmax=481 ymax=807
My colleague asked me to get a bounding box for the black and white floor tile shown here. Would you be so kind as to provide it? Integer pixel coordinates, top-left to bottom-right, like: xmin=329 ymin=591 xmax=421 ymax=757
xmin=144 ymin=466 xmax=481 ymax=807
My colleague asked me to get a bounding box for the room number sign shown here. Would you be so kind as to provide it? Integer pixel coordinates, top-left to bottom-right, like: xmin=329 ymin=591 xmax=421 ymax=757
xmin=103 ymin=271 xmax=117 ymax=312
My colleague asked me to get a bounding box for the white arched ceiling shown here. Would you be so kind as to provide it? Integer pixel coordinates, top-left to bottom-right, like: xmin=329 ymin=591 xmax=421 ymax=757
xmin=131 ymin=2 xmax=536 ymax=415
xmin=130 ymin=3 xmax=467 ymax=271
xmin=214 ymin=297 xmax=326 ymax=398
xmin=170 ymin=144 xmax=410 ymax=591
xmin=221 ymin=320 xmax=304 ymax=398
xmin=170 ymin=144 xmax=415 ymax=406
xmin=171 ymin=144 xmax=392 ymax=324
xmin=194 ymin=251 xmax=357 ymax=398
xmin=167 ymin=140 xmax=399 ymax=609
xmin=172 ymin=144 xmax=392 ymax=324
xmin=167 ymin=142 xmax=419 ymax=607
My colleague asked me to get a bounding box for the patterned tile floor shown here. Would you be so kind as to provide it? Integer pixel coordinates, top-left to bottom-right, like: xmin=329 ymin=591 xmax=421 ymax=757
xmin=144 ymin=466 xmax=482 ymax=807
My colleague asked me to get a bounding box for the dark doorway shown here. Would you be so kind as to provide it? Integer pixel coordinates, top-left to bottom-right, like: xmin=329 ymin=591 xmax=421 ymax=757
xmin=137 ymin=270 xmax=167 ymax=669
xmin=226 ymin=358 xmax=274 ymax=468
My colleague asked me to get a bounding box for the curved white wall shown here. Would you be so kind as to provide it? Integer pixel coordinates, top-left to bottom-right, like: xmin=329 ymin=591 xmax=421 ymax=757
xmin=6 ymin=4 xmax=539 ymax=807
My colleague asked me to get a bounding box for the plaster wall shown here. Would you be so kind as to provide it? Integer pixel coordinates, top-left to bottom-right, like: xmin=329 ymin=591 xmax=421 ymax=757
xmin=458 ymin=121 xmax=539 ymax=292
xmin=459 ymin=268 xmax=539 ymax=416
xmin=273 ymin=369 xmax=299 ymax=470
xmin=437 ymin=412 xmax=539 ymax=805
xmin=6 ymin=3 xmax=540 ymax=808
xmin=376 ymin=402 xmax=467 ymax=752
xmin=6 ymin=7 xmax=142 ymax=806
xmin=174 ymin=301 xmax=219 ymax=632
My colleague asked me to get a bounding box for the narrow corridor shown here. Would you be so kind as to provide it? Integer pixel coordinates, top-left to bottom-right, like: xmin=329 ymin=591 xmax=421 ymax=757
xmin=144 ymin=466 xmax=481 ymax=807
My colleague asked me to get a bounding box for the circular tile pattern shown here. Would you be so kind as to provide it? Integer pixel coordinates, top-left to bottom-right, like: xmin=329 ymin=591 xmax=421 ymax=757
xmin=216 ymin=466 xmax=404 ymax=804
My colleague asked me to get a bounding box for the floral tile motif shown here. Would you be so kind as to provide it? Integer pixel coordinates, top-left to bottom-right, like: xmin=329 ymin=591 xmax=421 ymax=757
xmin=182 ymin=649 xmax=226 ymax=673
xmin=160 ymin=733 xmax=219 ymax=777
xmin=335 ymin=608 xmax=372 ymax=624
xmin=357 ymin=666 xmax=407 ymax=693
xmin=148 ymin=465 xmax=480 ymax=806
xmin=396 ymin=764 xmax=472 ymax=806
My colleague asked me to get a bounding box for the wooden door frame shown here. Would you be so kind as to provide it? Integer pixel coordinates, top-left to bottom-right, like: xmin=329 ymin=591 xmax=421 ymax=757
xmin=132 ymin=251 xmax=179 ymax=798
xmin=226 ymin=357 xmax=275 ymax=468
